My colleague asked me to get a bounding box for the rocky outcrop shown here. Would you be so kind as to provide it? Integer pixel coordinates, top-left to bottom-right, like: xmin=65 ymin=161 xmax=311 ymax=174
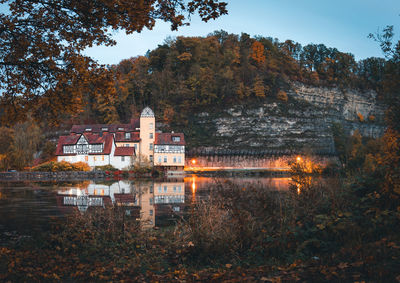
xmin=186 ymin=83 xmax=386 ymax=156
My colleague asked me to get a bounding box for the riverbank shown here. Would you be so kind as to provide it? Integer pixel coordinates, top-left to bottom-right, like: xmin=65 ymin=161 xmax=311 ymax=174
xmin=0 ymin=168 xmax=294 ymax=181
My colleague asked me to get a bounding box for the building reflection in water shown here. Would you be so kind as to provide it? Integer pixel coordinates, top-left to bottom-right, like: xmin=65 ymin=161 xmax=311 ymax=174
xmin=56 ymin=179 xmax=186 ymax=228
xmin=56 ymin=176 xmax=293 ymax=228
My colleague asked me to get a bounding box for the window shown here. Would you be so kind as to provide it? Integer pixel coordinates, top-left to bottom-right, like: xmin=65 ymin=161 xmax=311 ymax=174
xmin=134 ymin=144 xmax=138 ymax=151
xmin=149 ymin=133 xmax=153 ymax=139
xmin=173 ymin=206 xmax=180 ymax=212
xmin=178 ymin=185 xmax=181 ymax=192
xmin=173 ymin=186 xmax=176 ymax=192
xmin=121 ymin=156 xmax=125 ymax=162
xmin=178 ymin=156 xmax=182 ymax=163
xmin=118 ymin=127 xmax=124 ymax=131
xmin=101 ymin=127 xmax=108 ymax=131
xmin=102 ymin=155 xmax=104 ymax=161
xmin=125 ymin=132 xmax=131 ymax=139
xmin=158 ymin=186 xmax=161 ymax=193
xmin=173 ymin=157 xmax=177 ymax=163
xmin=93 ymin=156 xmax=96 ymax=161
xmin=172 ymin=136 xmax=181 ymax=142
xmin=63 ymin=145 xmax=75 ymax=154
xmin=149 ymin=210 xmax=153 ymax=216
xmin=125 ymin=144 xmax=129 ymax=147
xmin=149 ymin=198 xmax=153 ymax=205
xmin=158 ymin=156 xmax=161 ymax=163
xmin=149 ymin=155 xmax=153 ymax=162
xmin=149 ymin=143 xmax=153 ymax=150
xmin=164 ymin=186 xmax=167 ymax=192
xmin=149 ymin=123 xmax=153 ymax=130
xmin=164 ymin=156 xmax=167 ymax=163
xmin=85 ymin=156 xmax=88 ymax=162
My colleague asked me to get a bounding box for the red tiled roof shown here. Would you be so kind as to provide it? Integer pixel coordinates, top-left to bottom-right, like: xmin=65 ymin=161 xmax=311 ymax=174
xmin=56 ymin=133 xmax=114 ymax=156
xmin=70 ymin=119 xmax=140 ymax=134
xmin=155 ymin=133 xmax=185 ymax=145
xmin=114 ymin=147 xmax=135 ymax=156
xmin=55 ymin=135 xmax=79 ymax=155
xmin=115 ymin=132 xmax=140 ymax=142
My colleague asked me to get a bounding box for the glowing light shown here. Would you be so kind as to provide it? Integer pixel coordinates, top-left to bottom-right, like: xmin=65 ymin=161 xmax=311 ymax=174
xmin=296 ymin=156 xmax=302 ymax=162
xmin=192 ymin=176 xmax=196 ymax=193
xmin=191 ymin=159 xmax=196 ymax=165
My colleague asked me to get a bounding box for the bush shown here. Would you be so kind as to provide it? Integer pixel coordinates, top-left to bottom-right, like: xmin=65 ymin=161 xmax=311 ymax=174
xmin=95 ymin=164 xmax=117 ymax=171
xmin=277 ymin=90 xmax=288 ymax=102
xmin=33 ymin=161 xmax=91 ymax=172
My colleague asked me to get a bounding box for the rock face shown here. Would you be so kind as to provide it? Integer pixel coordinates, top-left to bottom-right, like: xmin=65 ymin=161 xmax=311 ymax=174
xmin=187 ymin=83 xmax=386 ymax=156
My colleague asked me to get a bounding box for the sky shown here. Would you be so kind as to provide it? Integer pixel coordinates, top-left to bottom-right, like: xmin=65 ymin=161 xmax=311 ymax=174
xmin=84 ymin=0 xmax=400 ymax=65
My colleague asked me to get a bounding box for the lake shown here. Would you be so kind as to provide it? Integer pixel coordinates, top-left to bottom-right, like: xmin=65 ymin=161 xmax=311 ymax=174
xmin=0 ymin=176 xmax=293 ymax=245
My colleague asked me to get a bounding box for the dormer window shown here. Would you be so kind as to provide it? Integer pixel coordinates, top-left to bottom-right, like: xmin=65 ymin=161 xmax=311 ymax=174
xmin=172 ymin=136 xmax=181 ymax=142
xmin=85 ymin=128 xmax=92 ymax=132
xmin=101 ymin=127 xmax=108 ymax=131
xmin=125 ymin=132 xmax=131 ymax=139
xmin=118 ymin=127 xmax=124 ymax=131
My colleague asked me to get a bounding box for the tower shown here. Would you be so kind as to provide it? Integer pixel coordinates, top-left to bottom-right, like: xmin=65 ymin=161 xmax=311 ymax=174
xmin=139 ymin=107 xmax=155 ymax=163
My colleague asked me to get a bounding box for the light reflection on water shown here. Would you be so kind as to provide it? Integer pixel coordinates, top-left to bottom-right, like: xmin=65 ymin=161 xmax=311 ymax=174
xmin=0 ymin=176 xmax=293 ymax=240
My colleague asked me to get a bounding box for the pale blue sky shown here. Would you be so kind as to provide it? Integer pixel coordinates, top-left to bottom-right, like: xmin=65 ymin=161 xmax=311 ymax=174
xmin=84 ymin=0 xmax=400 ymax=65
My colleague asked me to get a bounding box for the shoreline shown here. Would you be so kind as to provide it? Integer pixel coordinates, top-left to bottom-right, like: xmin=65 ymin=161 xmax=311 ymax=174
xmin=0 ymin=168 xmax=292 ymax=181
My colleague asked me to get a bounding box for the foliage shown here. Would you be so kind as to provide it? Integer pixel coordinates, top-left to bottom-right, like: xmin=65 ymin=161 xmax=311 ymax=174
xmin=33 ymin=161 xmax=91 ymax=172
xmin=0 ymin=0 xmax=227 ymax=124
xmin=277 ymin=90 xmax=288 ymax=102
xmin=94 ymin=164 xmax=118 ymax=171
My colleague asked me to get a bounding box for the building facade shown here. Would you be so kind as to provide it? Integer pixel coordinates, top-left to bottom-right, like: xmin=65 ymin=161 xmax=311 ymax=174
xmin=56 ymin=107 xmax=185 ymax=170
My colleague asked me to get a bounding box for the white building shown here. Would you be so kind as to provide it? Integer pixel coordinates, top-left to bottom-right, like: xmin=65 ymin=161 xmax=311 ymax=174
xmin=55 ymin=107 xmax=185 ymax=170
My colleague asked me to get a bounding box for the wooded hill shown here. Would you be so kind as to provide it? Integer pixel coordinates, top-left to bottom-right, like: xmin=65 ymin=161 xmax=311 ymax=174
xmin=78 ymin=31 xmax=385 ymax=127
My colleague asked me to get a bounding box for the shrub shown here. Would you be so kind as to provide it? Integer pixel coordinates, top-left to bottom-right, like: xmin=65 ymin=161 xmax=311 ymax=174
xmin=277 ymin=90 xmax=288 ymax=102
xmin=357 ymin=112 xmax=364 ymax=122
xmin=33 ymin=161 xmax=91 ymax=172
xmin=95 ymin=164 xmax=117 ymax=171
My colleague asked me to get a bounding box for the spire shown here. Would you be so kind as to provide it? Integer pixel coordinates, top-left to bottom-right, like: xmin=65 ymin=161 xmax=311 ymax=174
xmin=140 ymin=106 xmax=154 ymax=118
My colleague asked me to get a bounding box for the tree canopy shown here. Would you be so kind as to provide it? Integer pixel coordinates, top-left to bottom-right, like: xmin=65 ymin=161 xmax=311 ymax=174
xmin=0 ymin=0 xmax=227 ymax=125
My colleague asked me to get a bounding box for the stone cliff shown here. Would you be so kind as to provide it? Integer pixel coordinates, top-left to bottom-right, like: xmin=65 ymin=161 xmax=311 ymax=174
xmin=185 ymin=83 xmax=386 ymax=157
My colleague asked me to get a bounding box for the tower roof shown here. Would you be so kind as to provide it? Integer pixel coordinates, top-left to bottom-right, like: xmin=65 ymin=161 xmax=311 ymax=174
xmin=140 ymin=106 xmax=154 ymax=117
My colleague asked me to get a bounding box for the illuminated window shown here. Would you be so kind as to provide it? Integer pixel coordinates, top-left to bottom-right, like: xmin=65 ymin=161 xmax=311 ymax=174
xmin=93 ymin=156 xmax=96 ymax=161
xmin=102 ymin=155 xmax=104 ymax=161
xmin=85 ymin=156 xmax=88 ymax=162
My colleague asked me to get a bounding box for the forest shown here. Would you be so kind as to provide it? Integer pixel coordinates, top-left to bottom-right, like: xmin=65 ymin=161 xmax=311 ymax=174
xmin=0 ymin=31 xmax=390 ymax=170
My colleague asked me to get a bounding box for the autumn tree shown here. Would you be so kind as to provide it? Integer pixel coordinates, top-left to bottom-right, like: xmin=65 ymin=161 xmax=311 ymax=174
xmin=0 ymin=0 xmax=227 ymax=125
xmin=250 ymin=41 xmax=266 ymax=65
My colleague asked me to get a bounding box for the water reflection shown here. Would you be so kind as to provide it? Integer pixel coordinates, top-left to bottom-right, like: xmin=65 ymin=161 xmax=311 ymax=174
xmin=0 ymin=176 xmax=294 ymax=238
xmin=56 ymin=180 xmax=186 ymax=228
